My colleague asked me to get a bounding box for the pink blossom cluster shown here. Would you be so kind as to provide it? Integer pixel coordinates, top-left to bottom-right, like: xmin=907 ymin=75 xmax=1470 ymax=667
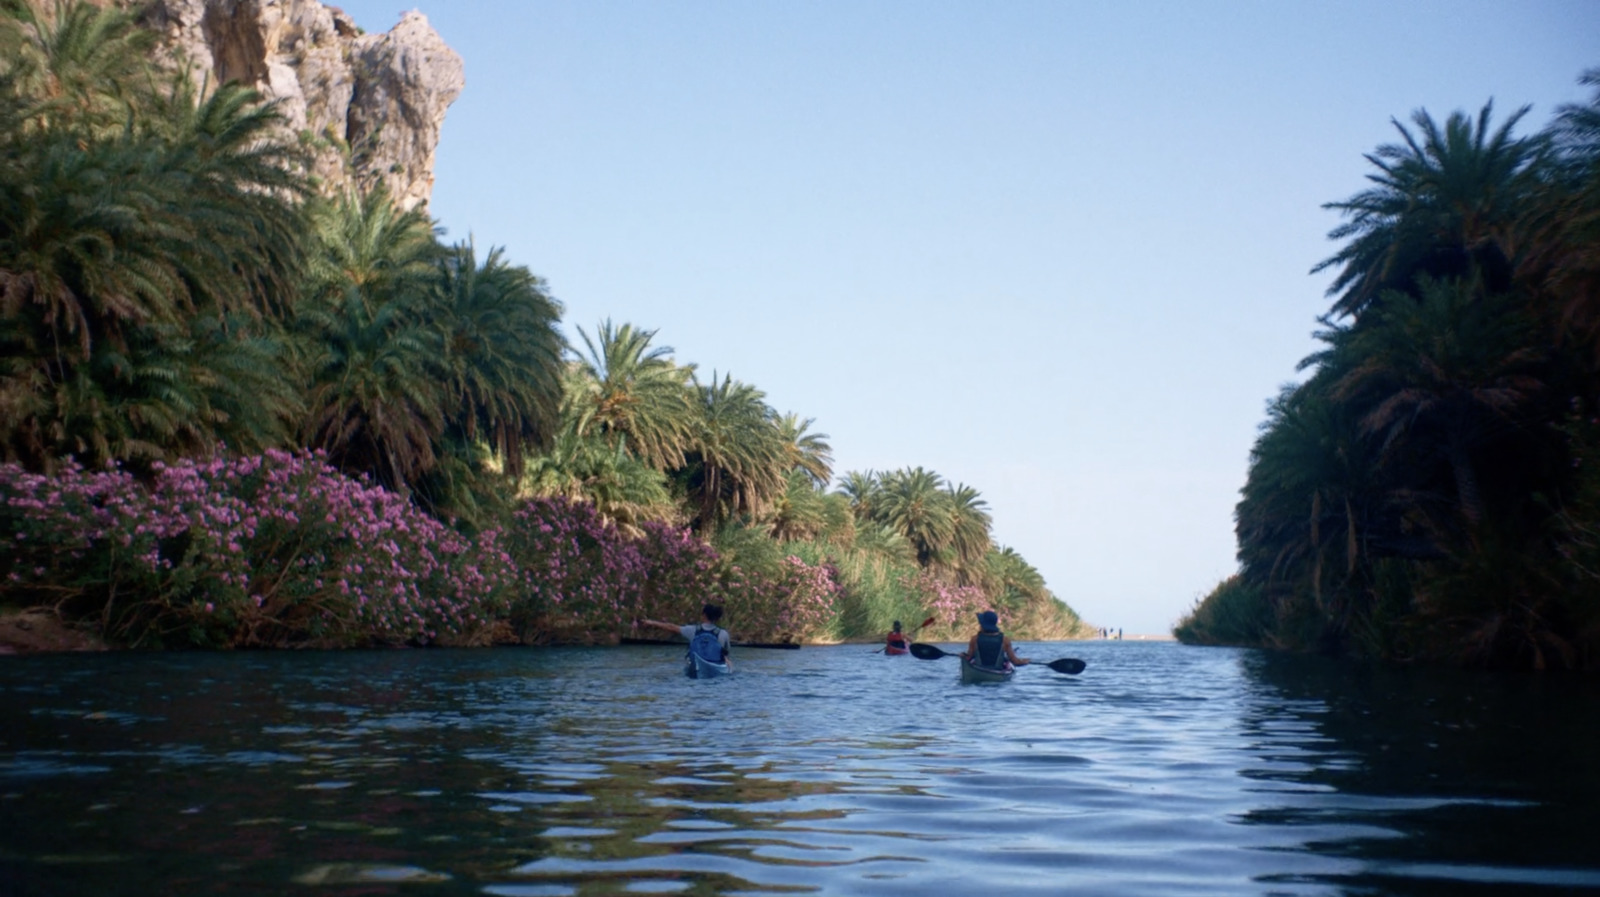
xmin=910 ymin=570 xmax=990 ymax=638
xmin=0 ymin=451 xmax=515 ymax=647
xmin=504 ymin=498 xmax=720 ymax=637
xmin=717 ymin=555 xmax=841 ymax=643
xmin=503 ymin=498 xmax=840 ymax=642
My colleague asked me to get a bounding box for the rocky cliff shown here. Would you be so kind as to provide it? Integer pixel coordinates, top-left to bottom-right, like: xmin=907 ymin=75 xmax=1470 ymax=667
xmin=139 ymin=0 xmax=464 ymax=210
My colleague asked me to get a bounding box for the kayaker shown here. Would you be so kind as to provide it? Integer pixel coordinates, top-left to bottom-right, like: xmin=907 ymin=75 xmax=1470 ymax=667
xmin=885 ymin=621 xmax=909 ymax=653
xmin=959 ymin=610 xmax=1031 ymax=670
xmin=639 ymin=604 xmax=732 ymax=671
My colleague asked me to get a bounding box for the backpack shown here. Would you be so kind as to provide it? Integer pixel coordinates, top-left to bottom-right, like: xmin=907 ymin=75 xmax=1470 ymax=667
xmin=690 ymin=626 xmax=725 ymax=664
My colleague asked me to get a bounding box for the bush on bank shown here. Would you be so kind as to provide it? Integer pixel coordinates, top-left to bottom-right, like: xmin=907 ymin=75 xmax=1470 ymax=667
xmin=0 ymin=451 xmax=516 ymax=648
xmin=1 ymin=456 xmax=853 ymax=649
xmin=503 ymin=497 xmax=841 ymax=644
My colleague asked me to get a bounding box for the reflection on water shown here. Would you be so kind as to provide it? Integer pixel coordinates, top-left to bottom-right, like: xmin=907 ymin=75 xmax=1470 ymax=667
xmin=1 ymin=642 xmax=1597 ymax=896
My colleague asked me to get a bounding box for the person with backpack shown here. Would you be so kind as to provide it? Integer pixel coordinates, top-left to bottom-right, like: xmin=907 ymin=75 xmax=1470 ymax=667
xmin=959 ymin=610 xmax=1031 ymax=671
xmin=638 ymin=604 xmax=732 ymax=672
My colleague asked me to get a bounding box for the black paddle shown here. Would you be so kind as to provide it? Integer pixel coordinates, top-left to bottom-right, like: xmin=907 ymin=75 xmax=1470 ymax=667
xmin=908 ymin=641 xmax=1087 ymax=675
xmin=873 ymin=616 xmax=937 ymax=653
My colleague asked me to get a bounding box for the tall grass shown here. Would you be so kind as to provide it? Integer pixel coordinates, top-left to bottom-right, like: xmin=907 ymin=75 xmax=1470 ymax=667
xmin=1173 ymin=576 xmax=1274 ymax=646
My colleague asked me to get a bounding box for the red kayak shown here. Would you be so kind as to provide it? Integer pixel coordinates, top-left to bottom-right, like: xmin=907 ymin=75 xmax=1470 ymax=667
xmin=884 ymin=642 xmax=909 ymax=655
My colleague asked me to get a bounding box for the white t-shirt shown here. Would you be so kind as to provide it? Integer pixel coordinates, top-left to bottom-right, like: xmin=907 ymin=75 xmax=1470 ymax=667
xmin=678 ymin=622 xmax=730 ymax=653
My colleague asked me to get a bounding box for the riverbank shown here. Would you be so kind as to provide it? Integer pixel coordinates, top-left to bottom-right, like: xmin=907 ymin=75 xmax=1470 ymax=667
xmin=0 ymin=608 xmax=107 ymax=655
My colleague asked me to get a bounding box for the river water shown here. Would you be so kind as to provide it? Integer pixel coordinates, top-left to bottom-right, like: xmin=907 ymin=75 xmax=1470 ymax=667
xmin=2 ymin=641 xmax=1598 ymax=896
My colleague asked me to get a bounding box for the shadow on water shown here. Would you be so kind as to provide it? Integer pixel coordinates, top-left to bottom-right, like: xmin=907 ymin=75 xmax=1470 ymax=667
xmin=1 ymin=643 xmax=1598 ymax=896
xmin=1235 ymin=651 xmax=1600 ymax=895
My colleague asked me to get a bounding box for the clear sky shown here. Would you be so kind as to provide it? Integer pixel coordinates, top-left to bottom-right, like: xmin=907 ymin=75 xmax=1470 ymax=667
xmin=334 ymin=0 xmax=1596 ymax=634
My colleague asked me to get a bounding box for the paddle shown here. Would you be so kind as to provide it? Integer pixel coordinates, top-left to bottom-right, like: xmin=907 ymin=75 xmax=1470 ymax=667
xmin=873 ymin=616 xmax=937 ymax=653
xmin=907 ymin=641 xmax=1087 ymax=675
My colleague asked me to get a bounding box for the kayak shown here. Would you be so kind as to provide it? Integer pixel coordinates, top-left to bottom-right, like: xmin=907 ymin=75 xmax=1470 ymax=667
xmin=960 ymin=659 xmax=1015 ymax=684
xmin=885 ymin=643 xmax=909 ymax=656
xmin=685 ymin=653 xmax=731 ymax=679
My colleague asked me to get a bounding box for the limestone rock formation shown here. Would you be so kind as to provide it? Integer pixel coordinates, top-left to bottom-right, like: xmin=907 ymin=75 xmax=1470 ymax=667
xmin=138 ymin=0 xmax=464 ymax=210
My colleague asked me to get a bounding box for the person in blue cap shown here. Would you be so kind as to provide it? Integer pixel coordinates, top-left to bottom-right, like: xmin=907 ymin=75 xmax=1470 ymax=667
xmin=960 ymin=610 xmax=1031 ymax=670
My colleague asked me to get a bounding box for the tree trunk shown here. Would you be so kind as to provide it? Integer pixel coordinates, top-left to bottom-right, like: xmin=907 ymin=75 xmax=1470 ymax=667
xmin=1449 ymin=438 xmax=1484 ymax=525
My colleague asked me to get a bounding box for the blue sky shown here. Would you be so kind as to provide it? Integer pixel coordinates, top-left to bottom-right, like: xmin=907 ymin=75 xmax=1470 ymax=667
xmin=336 ymin=1 xmax=1597 ymax=634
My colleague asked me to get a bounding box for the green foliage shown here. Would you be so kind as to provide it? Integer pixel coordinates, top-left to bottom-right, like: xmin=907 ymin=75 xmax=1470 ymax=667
xmin=1217 ymin=67 xmax=1600 ymax=670
xmin=1174 ymin=576 xmax=1275 ymax=647
xmin=680 ymin=372 xmax=789 ymax=530
xmin=783 ymin=537 xmax=921 ymax=642
xmin=568 ymin=319 xmax=698 ymax=471
xmin=520 ymin=426 xmax=677 ymax=536
xmin=0 ymin=1 xmax=1092 ymax=652
xmin=0 ymin=2 xmax=310 ymax=469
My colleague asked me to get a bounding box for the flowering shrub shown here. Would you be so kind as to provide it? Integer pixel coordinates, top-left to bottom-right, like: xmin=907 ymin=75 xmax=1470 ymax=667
xmin=910 ymin=571 xmax=990 ymax=641
xmin=503 ymin=498 xmax=728 ymax=640
xmin=502 ymin=497 xmax=646 ymax=640
xmin=501 ymin=498 xmax=840 ymax=643
xmin=0 ymin=451 xmax=515 ymax=647
xmin=2 ymin=458 xmax=853 ymax=650
xmin=632 ymin=520 xmax=721 ymax=628
xmin=719 ymin=555 xmax=840 ymax=644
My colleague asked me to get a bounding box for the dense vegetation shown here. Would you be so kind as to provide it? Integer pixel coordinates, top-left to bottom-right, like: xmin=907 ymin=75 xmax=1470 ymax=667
xmin=0 ymin=1 xmax=1087 ymax=649
xmin=1177 ymin=70 xmax=1600 ymax=670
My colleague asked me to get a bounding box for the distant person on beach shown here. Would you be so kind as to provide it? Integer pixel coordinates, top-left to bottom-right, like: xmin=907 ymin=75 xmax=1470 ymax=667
xmin=886 ymin=620 xmax=909 ymax=652
xmin=639 ymin=604 xmax=732 ymax=670
xmin=959 ymin=610 xmax=1031 ymax=670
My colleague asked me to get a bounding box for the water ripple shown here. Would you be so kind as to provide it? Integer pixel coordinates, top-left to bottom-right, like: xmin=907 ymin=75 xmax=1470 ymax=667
xmin=0 ymin=643 xmax=1597 ymax=895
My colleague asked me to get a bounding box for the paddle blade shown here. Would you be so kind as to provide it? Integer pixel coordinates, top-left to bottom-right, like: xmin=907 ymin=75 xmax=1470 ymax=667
xmin=915 ymin=616 xmax=937 ymax=630
xmin=908 ymin=642 xmax=949 ymax=660
xmin=1046 ymin=658 xmax=1086 ymax=675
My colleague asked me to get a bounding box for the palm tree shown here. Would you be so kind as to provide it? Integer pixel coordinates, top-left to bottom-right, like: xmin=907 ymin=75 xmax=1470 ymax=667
xmin=680 ymin=371 xmax=788 ymax=530
xmin=301 ymin=291 xmax=444 ymax=491
xmin=1539 ymin=69 xmax=1600 ymax=361
xmin=297 ymin=188 xmax=444 ymax=490
xmin=768 ymin=468 xmax=830 ymax=542
xmin=775 ymin=412 xmax=833 ymax=486
xmin=0 ymin=0 xmax=160 ymax=138
xmin=945 ymin=482 xmax=994 ymax=579
xmin=1 ymin=3 xmax=309 ymax=468
xmin=301 ymin=185 xmax=437 ymax=315
xmin=1233 ymin=374 xmax=1391 ymax=631
xmin=1314 ymin=102 xmax=1547 ymax=318
xmin=1332 ymin=277 xmax=1545 ymax=527
xmin=875 ymin=467 xmax=955 ymax=568
xmin=835 ymin=470 xmax=880 ymax=521
xmin=985 ymin=546 xmax=1048 ymax=606
xmin=430 ymin=239 xmax=566 ymax=476
xmin=520 ymin=427 xmax=676 ymax=535
xmin=570 ymin=319 xmax=698 ymax=471
xmin=1 ymin=86 xmax=307 ymax=359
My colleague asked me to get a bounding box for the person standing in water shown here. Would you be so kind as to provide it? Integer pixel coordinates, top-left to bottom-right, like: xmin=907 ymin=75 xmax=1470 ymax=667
xmin=638 ymin=604 xmax=732 ymax=671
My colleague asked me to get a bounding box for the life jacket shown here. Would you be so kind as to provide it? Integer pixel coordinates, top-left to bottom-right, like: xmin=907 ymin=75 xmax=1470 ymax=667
xmin=689 ymin=625 xmax=726 ymax=664
xmin=974 ymin=631 xmax=1006 ymax=669
xmin=886 ymin=631 xmax=907 ymax=648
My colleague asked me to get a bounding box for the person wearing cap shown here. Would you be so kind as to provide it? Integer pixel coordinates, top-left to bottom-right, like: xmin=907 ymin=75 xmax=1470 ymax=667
xmin=885 ymin=620 xmax=909 ymax=653
xmin=960 ymin=610 xmax=1031 ymax=671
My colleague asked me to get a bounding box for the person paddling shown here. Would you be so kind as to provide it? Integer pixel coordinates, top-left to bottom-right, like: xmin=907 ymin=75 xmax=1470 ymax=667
xmin=639 ymin=605 xmax=732 ymax=672
xmin=959 ymin=610 xmax=1030 ymax=671
xmin=885 ymin=620 xmax=909 ymax=653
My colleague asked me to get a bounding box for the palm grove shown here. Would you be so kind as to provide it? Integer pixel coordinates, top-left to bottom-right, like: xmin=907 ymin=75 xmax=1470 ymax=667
xmin=0 ymin=2 xmax=1088 ymax=648
xmin=1177 ymin=69 xmax=1600 ymax=670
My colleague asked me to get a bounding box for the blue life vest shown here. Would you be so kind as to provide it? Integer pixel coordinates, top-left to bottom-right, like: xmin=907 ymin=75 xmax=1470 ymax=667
xmin=689 ymin=626 xmax=725 ymax=664
xmin=975 ymin=631 xmax=1006 ymax=668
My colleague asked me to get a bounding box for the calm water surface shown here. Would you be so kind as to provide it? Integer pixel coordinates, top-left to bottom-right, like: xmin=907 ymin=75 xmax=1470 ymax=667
xmin=2 ymin=641 xmax=1598 ymax=896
